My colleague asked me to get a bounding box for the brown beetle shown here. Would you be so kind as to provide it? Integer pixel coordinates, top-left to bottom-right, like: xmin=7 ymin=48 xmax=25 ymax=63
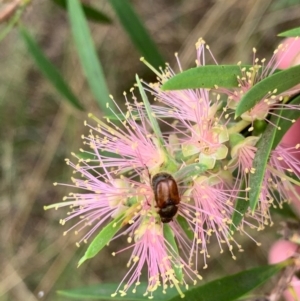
xmin=151 ymin=172 xmax=180 ymax=223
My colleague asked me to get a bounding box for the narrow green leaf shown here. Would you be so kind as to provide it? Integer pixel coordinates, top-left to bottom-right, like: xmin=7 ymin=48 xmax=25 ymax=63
xmin=109 ymin=0 xmax=164 ymax=68
xmin=231 ymin=181 xmax=248 ymax=232
xmin=234 ymin=95 xmax=300 ymax=216
xmin=235 ymin=65 xmax=300 ymax=117
xmin=161 ymin=65 xmax=251 ymax=91
xmin=272 ymin=94 xmax=300 ymax=149
xmin=169 ymin=263 xmax=288 ymax=301
xmin=177 ymin=215 xmax=193 ymax=240
xmin=249 ymin=112 xmax=283 ymax=211
xmin=57 ymin=263 xmax=289 ymax=301
xmin=78 ymin=215 xmax=124 ymax=267
xmin=135 ymin=75 xmax=165 ymax=149
xmin=278 ymin=27 xmax=300 ymax=37
xmin=163 ymin=224 xmax=183 ymax=282
xmin=57 ymin=283 xmax=184 ymax=300
xmin=67 ymin=0 xmax=112 ymax=113
xmin=19 ymin=27 xmax=84 ymax=110
xmin=52 ymin=0 xmax=112 ymax=24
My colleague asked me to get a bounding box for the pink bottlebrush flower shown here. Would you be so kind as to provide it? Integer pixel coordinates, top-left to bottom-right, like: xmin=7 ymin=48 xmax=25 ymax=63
xmin=162 ymin=92 xmax=229 ymax=170
xmin=228 ymin=135 xmax=259 ymax=186
xmin=45 ymin=152 xmax=145 ymax=245
xmin=44 ymin=86 xmax=173 ymax=244
xmin=180 ymin=117 xmax=229 ymax=170
xmin=111 ymin=215 xmax=202 ymax=299
xmin=138 ymin=39 xmax=264 ymax=261
xmin=276 ymin=38 xmax=300 ymax=214
xmin=178 ymin=171 xmax=260 ymax=269
xmin=48 ymin=159 xmax=201 ymax=296
xmin=268 ymin=143 xmax=300 ymax=206
xmin=227 ymin=134 xmax=300 ymax=228
xmin=269 ymin=240 xmax=300 ymax=301
xmin=245 ymin=142 xmax=300 ymax=222
xmin=268 ymin=38 xmax=300 ymax=301
xmin=143 ymin=38 xmax=214 ymax=124
xmin=225 ymin=42 xmax=300 ymax=129
xmin=85 ymin=93 xmax=167 ymax=177
xmin=45 ymin=89 xmax=205 ymax=296
xmin=142 ymin=40 xmax=229 ymax=170
xmin=227 ymin=135 xmax=274 ymax=228
xmin=45 ymin=136 xmax=199 ymax=296
xmin=143 ymin=38 xmax=222 ymax=132
xmin=228 ymin=135 xmax=270 ymax=228
xmin=47 ymin=33 xmax=300 ymax=299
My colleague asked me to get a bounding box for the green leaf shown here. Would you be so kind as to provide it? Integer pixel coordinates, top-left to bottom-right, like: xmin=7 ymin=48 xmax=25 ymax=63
xmin=57 ymin=263 xmax=289 ymax=301
xmin=108 ymin=0 xmax=164 ymax=68
xmin=278 ymin=27 xmax=300 ymax=37
xmin=67 ymin=0 xmax=112 ymax=113
xmin=272 ymin=94 xmax=300 ymax=149
xmin=135 ymin=75 xmax=165 ymax=150
xmin=249 ymin=112 xmax=283 ymax=211
xmin=52 ymin=0 xmax=112 ymax=24
xmin=161 ymin=65 xmax=251 ymax=91
xmin=235 ymin=65 xmax=300 ymax=117
xmin=235 ymin=94 xmax=300 ymax=215
xmin=163 ymin=224 xmax=183 ymax=282
xmin=169 ymin=263 xmax=288 ymax=301
xmin=78 ymin=214 xmax=124 ymax=267
xmin=19 ymin=27 xmax=84 ymax=110
xmin=57 ymin=283 xmax=184 ymax=300
xmin=177 ymin=215 xmax=193 ymax=240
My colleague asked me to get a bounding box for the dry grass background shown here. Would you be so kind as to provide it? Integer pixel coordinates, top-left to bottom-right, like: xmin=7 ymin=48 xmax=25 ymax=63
xmin=0 ymin=0 xmax=300 ymax=300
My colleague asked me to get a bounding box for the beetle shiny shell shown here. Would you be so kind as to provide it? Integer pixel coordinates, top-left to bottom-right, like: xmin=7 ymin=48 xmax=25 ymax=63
xmin=151 ymin=172 xmax=180 ymax=223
